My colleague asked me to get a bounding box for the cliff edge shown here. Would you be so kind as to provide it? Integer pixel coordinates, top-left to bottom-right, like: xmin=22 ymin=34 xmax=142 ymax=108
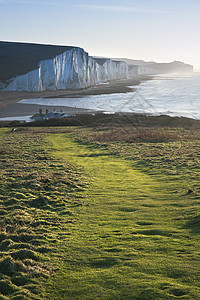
xmin=0 ymin=42 xmax=193 ymax=92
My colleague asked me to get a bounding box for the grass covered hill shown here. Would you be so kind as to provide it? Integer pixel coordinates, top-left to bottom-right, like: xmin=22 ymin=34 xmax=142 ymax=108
xmin=0 ymin=124 xmax=200 ymax=299
xmin=113 ymin=58 xmax=193 ymax=73
xmin=0 ymin=41 xmax=77 ymax=83
xmin=0 ymin=41 xmax=193 ymax=86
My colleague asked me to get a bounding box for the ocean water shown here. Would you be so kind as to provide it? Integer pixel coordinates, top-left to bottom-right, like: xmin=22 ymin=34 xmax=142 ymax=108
xmin=19 ymin=73 xmax=200 ymax=119
xmin=0 ymin=115 xmax=32 ymax=122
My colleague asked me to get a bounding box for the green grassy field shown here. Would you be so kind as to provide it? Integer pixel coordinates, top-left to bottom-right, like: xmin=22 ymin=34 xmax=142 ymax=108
xmin=0 ymin=126 xmax=200 ymax=299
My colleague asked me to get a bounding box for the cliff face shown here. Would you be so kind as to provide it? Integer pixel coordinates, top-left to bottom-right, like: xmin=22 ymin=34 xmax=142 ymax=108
xmin=0 ymin=41 xmax=75 ymax=83
xmin=128 ymin=65 xmax=141 ymax=77
xmin=113 ymin=58 xmax=193 ymax=75
xmin=2 ymin=47 xmax=130 ymax=92
xmin=0 ymin=42 xmax=193 ymax=92
xmin=138 ymin=65 xmax=158 ymax=75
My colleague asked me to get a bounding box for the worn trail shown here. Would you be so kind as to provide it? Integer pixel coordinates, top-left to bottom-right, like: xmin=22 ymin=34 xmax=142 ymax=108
xmin=42 ymin=132 xmax=199 ymax=299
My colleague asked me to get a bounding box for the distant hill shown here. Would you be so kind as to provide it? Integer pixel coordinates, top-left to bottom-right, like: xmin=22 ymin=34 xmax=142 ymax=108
xmin=112 ymin=57 xmax=193 ymax=73
xmin=145 ymin=61 xmax=193 ymax=73
xmin=112 ymin=58 xmax=156 ymax=66
xmin=0 ymin=41 xmax=77 ymax=82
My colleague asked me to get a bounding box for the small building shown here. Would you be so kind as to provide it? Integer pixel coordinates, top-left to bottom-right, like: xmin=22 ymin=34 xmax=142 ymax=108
xmin=44 ymin=112 xmax=65 ymax=120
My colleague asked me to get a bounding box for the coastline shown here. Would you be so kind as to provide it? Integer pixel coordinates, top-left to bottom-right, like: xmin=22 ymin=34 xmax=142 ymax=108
xmin=0 ymin=77 xmax=143 ymax=118
xmin=1 ymin=74 xmax=200 ymax=128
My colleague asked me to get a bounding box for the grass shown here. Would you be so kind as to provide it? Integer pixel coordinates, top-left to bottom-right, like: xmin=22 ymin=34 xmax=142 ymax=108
xmin=42 ymin=127 xmax=199 ymax=299
xmin=0 ymin=127 xmax=88 ymax=299
xmin=0 ymin=125 xmax=200 ymax=299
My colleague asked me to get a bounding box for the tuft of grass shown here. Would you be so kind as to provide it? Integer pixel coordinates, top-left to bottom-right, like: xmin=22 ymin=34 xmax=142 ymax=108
xmin=0 ymin=256 xmax=27 ymax=276
xmin=0 ymin=279 xmax=18 ymax=296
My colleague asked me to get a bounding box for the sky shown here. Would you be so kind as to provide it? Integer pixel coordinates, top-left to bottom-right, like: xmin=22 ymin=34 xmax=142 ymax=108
xmin=0 ymin=0 xmax=200 ymax=69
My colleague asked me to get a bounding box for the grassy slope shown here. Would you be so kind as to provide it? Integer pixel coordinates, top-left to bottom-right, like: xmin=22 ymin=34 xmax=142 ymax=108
xmin=0 ymin=126 xmax=199 ymax=299
xmin=41 ymin=129 xmax=200 ymax=299
xmin=0 ymin=41 xmax=75 ymax=82
xmin=0 ymin=128 xmax=88 ymax=300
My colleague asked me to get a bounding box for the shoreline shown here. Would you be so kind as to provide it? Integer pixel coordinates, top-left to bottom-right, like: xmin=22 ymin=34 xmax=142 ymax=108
xmin=1 ymin=74 xmax=199 ymax=126
xmin=0 ymin=77 xmax=145 ymax=119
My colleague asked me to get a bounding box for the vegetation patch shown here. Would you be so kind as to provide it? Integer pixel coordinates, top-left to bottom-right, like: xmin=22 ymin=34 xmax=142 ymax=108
xmin=0 ymin=128 xmax=87 ymax=299
xmin=41 ymin=127 xmax=200 ymax=299
xmin=1 ymin=125 xmax=200 ymax=299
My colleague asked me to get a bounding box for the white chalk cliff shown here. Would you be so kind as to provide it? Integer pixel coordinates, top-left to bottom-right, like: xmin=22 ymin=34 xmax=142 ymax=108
xmin=3 ymin=47 xmax=136 ymax=92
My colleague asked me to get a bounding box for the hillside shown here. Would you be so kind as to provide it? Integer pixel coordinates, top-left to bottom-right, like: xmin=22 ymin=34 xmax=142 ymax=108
xmin=0 ymin=41 xmax=76 ymax=83
xmin=113 ymin=58 xmax=193 ymax=73
xmin=1 ymin=125 xmax=200 ymax=299
xmin=112 ymin=57 xmax=156 ymax=66
xmin=0 ymin=42 xmax=130 ymax=91
xmin=0 ymin=42 xmax=193 ymax=92
xmin=146 ymin=61 xmax=193 ymax=73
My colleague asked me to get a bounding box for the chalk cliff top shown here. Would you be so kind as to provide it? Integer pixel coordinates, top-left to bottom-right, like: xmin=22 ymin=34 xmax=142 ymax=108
xmin=113 ymin=58 xmax=193 ymax=73
xmin=0 ymin=41 xmax=81 ymax=82
xmin=0 ymin=41 xmax=193 ymax=86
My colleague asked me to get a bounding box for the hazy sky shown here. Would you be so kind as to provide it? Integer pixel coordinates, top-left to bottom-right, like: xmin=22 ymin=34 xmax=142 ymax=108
xmin=1 ymin=0 xmax=200 ymax=69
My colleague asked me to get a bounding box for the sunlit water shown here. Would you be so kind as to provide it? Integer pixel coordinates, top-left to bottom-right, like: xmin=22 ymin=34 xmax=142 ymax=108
xmin=0 ymin=115 xmax=32 ymax=122
xmin=18 ymin=73 xmax=200 ymax=120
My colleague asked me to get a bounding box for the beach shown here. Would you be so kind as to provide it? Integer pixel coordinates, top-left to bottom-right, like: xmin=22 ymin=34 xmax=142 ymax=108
xmin=0 ymin=78 xmax=141 ymax=118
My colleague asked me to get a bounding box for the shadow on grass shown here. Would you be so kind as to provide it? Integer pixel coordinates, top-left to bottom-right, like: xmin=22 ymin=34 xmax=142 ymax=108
xmin=77 ymin=153 xmax=116 ymax=158
xmin=184 ymin=215 xmax=200 ymax=234
xmin=119 ymin=207 xmax=138 ymax=212
xmin=139 ymin=229 xmax=172 ymax=237
xmin=88 ymin=257 xmax=118 ymax=268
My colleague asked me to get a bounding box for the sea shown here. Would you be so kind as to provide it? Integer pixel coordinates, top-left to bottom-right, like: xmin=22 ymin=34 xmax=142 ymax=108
xmin=1 ymin=72 xmax=200 ymax=121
